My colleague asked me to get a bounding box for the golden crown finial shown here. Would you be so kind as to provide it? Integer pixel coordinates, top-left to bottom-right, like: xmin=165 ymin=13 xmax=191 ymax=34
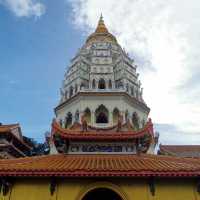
xmin=86 ymin=14 xmax=117 ymax=44
xmin=95 ymin=14 xmax=108 ymax=33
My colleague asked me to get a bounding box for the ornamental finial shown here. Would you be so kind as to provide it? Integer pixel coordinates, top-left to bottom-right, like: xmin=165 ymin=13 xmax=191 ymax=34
xmin=95 ymin=13 xmax=108 ymax=33
xmin=100 ymin=13 xmax=103 ymax=21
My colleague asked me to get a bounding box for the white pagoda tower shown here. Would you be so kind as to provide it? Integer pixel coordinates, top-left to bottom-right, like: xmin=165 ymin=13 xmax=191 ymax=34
xmin=55 ymin=15 xmax=149 ymax=129
xmin=52 ymin=16 xmax=157 ymax=155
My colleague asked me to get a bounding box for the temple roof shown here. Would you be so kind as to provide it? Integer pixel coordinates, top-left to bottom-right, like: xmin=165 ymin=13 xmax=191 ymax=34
xmin=0 ymin=154 xmax=200 ymax=177
xmin=0 ymin=123 xmax=19 ymax=133
xmin=159 ymin=145 xmax=200 ymax=158
xmin=86 ymin=15 xmax=117 ymax=44
xmin=51 ymin=119 xmax=154 ymax=141
xmin=0 ymin=124 xmax=31 ymax=150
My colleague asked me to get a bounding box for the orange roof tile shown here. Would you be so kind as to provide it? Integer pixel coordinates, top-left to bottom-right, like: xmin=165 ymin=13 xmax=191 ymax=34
xmin=0 ymin=154 xmax=200 ymax=177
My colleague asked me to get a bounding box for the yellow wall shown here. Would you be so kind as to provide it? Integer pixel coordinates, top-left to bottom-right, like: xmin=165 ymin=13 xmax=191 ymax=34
xmin=1 ymin=178 xmax=199 ymax=200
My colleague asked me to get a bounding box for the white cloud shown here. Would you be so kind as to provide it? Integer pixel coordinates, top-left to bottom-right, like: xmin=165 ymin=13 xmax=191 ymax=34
xmin=0 ymin=0 xmax=45 ymax=17
xmin=155 ymin=124 xmax=200 ymax=145
xmin=69 ymin=0 xmax=200 ymax=143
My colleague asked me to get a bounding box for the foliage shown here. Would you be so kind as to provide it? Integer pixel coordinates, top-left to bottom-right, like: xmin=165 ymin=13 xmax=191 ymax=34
xmin=23 ymin=136 xmax=50 ymax=156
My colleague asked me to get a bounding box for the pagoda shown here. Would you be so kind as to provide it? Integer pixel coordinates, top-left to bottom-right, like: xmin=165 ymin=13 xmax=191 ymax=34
xmin=52 ymin=15 xmax=156 ymax=155
xmin=0 ymin=16 xmax=200 ymax=200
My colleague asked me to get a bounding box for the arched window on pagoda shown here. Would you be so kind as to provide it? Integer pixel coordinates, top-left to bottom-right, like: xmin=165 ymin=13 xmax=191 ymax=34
xmin=65 ymin=91 xmax=68 ymax=100
xmin=75 ymin=84 xmax=78 ymax=93
xmin=113 ymin=108 xmax=120 ymax=124
xmin=75 ymin=110 xmax=79 ymax=122
xmin=118 ymin=81 xmax=123 ymax=89
xmin=131 ymin=87 xmax=134 ymax=96
xmin=69 ymin=86 xmax=73 ymax=97
xmin=65 ymin=112 xmax=72 ymax=128
xmin=136 ymin=88 xmax=139 ymax=99
xmin=98 ymin=79 xmax=106 ymax=89
xmin=95 ymin=105 xmax=109 ymax=123
xmin=80 ymin=82 xmax=85 ymax=90
xmin=132 ymin=112 xmax=140 ymax=130
xmin=84 ymin=108 xmax=91 ymax=124
xmin=114 ymin=81 xmax=118 ymax=89
xmin=108 ymin=80 xmax=112 ymax=89
xmin=92 ymin=79 xmax=96 ymax=89
xmin=126 ymin=83 xmax=129 ymax=92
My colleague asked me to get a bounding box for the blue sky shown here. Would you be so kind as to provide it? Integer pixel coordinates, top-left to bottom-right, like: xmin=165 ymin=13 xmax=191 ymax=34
xmin=1 ymin=0 xmax=200 ymax=144
xmin=0 ymin=1 xmax=85 ymax=141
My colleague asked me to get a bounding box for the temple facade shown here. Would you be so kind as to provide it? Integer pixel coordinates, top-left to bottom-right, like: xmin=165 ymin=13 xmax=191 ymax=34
xmin=0 ymin=16 xmax=200 ymax=200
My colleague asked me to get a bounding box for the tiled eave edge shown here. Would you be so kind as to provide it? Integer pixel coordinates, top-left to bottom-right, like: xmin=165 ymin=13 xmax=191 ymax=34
xmin=51 ymin=119 xmax=154 ymax=141
xmin=0 ymin=171 xmax=199 ymax=178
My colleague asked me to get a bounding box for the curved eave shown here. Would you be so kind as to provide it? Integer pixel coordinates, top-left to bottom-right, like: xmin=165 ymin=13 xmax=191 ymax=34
xmin=1 ymin=171 xmax=200 ymax=178
xmin=51 ymin=120 xmax=154 ymax=141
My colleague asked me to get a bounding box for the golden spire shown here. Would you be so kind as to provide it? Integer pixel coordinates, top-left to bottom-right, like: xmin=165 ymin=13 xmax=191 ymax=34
xmin=95 ymin=14 xmax=109 ymax=33
xmin=86 ymin=14 xmax=117 ymax=44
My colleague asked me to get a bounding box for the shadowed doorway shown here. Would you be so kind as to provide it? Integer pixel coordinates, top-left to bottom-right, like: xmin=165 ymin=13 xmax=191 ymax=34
xmin=82 ymin=188 xmax=122 ymax=200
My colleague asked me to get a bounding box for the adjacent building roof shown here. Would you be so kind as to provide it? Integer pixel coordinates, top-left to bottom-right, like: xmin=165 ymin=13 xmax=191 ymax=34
xmin=159 ymin=145 xmax=200 ymax=158
xmin=0 ymin=123 xmax=20 ymax=134
xmin=0 ymin=124 xmax=32 ymax=158
xmin=0 ymin=154 xmax=200 ymax=177
xmin=0 ymin=124 xmax=31 ymax=150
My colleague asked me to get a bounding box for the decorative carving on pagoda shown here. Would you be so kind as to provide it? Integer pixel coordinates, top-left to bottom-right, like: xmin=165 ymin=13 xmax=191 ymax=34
xmin=81 ymin=115 xmax=88 ymax=132
xmin=127 ymin=118 xmax=133 ymax=131
xmin=54 ymin=136 xmax=68 ymax=154
xmin=116 ymin=114 xmax=123 ymax=132
xmin=51 ymin=117 xmax=155 ymax=154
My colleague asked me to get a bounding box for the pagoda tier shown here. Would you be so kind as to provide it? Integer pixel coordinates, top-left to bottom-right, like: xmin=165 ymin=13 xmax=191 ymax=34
xmin=51 ymin=119 xmax=157 ymax=154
